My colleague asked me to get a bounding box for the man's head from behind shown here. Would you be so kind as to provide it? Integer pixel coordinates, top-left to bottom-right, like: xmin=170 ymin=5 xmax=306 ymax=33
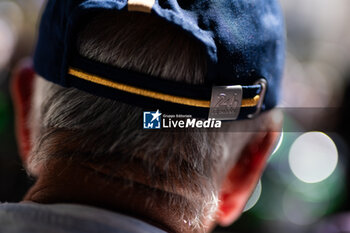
xmin=12 ymin=1 xmax=284 ymax=232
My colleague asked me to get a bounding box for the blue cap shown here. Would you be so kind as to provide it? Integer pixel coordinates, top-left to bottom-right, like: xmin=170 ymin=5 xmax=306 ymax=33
xmin=33 ymin=0 xmax=285 ymax=120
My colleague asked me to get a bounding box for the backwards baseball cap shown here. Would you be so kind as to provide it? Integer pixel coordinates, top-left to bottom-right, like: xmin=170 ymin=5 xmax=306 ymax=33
xmin=34 ymin=0 xmax=285 ymax=120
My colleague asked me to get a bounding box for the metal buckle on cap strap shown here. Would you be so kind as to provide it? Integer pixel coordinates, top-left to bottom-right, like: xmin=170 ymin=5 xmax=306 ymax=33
xmin=208 ymin=78 xmax=267 ymax=121
xmin=208 ymin=85 xmax=243 ymax=120
xmin=248 ymin=78 xmax=267 ymax=119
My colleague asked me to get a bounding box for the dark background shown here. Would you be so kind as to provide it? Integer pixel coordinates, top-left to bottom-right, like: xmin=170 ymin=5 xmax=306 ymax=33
xmin=1 ymin=1 xmax=350 ymax=232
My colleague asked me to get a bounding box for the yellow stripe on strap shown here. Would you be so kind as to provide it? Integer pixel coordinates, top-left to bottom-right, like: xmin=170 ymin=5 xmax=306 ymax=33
xmin=242 ymin=95 xmax=260 ymax=107
xmin=69 ymin=68 xmax=210 ymax=108
xmin=68 ymin=68 xmax=260 ymax=108
xmin=128 ymin=0 xmax=155 ymax=13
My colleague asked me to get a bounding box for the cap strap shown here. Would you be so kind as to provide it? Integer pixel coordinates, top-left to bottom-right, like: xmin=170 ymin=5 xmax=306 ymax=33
xmin=67 ymin=55 xmax=265 ymax=120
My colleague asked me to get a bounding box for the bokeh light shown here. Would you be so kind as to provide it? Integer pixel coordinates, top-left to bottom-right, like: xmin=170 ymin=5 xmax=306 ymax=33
xmin=271 ymin=130 xmax=284 ymax=157
xmin=282 ymin=189 xmax=329 ymax=225
xmin=289 ymin=132 xmax=338 ymax=183
xmin=0 ymin=18 xmax=16 ymax=69
xmin=244 ymin=179 xmax=262 ymax=212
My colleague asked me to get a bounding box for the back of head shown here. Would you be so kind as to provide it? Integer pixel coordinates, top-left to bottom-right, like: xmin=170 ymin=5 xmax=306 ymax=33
xmin=28 ymin=12 xmax=279 ymax=230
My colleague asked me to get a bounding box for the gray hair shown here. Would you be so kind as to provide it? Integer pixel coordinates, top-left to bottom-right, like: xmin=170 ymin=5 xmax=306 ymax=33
xmin=29 ymin=12 xmax=269 ymax=231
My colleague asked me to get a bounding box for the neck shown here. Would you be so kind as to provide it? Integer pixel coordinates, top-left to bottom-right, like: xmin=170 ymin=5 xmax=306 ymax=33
xmin=23 ymin=158 xmax=197 ymax=233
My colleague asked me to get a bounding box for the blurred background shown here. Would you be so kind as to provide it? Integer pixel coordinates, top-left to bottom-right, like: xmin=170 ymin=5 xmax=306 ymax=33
xmin=0 ymin=0 xmax=349 ymax=233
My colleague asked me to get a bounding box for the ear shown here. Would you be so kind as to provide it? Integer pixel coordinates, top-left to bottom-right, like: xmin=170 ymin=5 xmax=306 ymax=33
xmin=216 ymin=112 xmax=283 ymax=226
xmin=11 ymin=60 xmax=36 ymax=164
